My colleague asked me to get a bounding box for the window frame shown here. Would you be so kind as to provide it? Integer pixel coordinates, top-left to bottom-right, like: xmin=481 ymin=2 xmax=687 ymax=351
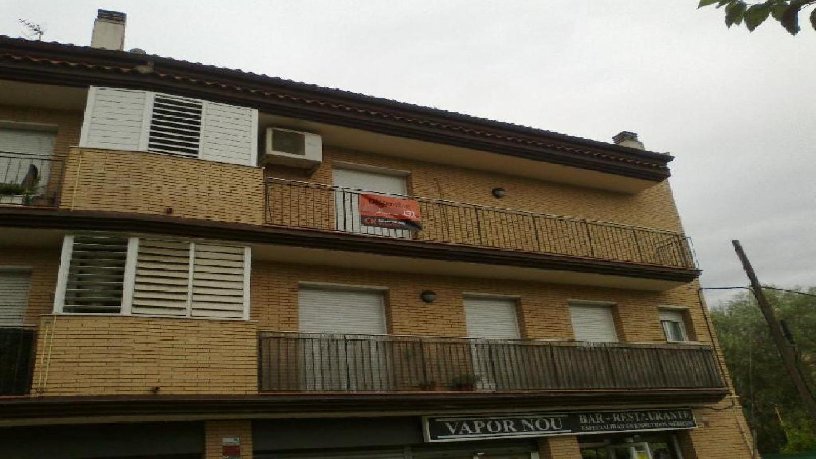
xmin=54 ymin=234 xmax=251 ymax=320
xmin=568 ymin=300 xmax=620 ymax=343
xmin=658 ymin=307 xmax=691 ymax=343
xmin=0 ymin=266 xmax=33 ymax=327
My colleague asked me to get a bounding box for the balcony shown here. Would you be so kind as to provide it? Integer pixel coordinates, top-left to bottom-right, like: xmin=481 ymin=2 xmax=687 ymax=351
xmin=258 ymin=332 xmax=724 ymax=394
xmin=0 ymin=152 xmax=64 ymax=208
xmin=264 ymin=178 xmax=696 ymax=273
xmin=0 ymin=327 xmax=35 ymax=396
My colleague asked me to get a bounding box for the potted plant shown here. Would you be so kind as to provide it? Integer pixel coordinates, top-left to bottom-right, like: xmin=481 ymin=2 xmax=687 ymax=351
xmin=450 ymin=373 xmax=481 ymax=391
xmin=0 ymin=183 xmax=27 ymax=205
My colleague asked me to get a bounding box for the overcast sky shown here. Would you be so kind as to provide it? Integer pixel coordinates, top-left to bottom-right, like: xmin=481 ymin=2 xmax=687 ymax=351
xmin=3 ymin=0 xmax=814 ymax=306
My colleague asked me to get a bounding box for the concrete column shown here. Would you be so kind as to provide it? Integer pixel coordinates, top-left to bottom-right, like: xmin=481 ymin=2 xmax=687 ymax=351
xmin=538 ymin=436 xmax=582 ymax=459
xmin=205 ymin=420 xmax=253 ymax=459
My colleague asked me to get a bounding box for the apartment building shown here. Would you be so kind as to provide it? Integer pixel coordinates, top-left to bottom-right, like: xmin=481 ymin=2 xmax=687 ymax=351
xmin=0 ymin=10 xmax=754 ymax=459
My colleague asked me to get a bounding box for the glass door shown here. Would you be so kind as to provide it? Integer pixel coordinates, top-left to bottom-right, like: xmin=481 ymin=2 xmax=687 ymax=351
xmin=607 ymin=442 xmax=652 ymax=459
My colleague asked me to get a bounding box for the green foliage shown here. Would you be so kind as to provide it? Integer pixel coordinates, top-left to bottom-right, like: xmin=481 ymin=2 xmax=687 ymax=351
xmin=712 ymin=287 xmax=816 ymax=453
xmin=698 ymin=0 xmax=816 ymax=35
xmin=0 ymin=183 xmax=27 ymax=195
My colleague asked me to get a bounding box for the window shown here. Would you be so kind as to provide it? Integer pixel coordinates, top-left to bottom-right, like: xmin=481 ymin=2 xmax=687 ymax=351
xmin=80 ymin=87 xmax=258 ymax=166
xmin=332 ymin=167 xmax=410 ymax=238
xmin=569 ymin=302 xmax=619 ymax=342
xmin=0 ymin=125 xmax=56 ymax=203
xmin=464 ymin=296 xmax=520 ymax=339
xmin=0 ymin=269 xmax=32 ymax=326
xmin=659 ymin=309 xmax=689 ymax=342
xmin=55 ymin=234 xmax=251 ymax=320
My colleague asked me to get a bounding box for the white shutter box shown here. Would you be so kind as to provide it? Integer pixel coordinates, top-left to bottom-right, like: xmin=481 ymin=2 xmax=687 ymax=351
xmin=0 ymin=270 xmax=32 ymax=326
xmin=190 ymin=243 xmax=247 ymax=319
xmin=569 ymin=303 xmax=618 ymax=342
xmin=80 ymin=87 xmax=149 ymax=151
xmin=199 ymin=101 xmax=258 ymax=166
xmin=464 ymin=297 xmax=520 ymax=339
xmin=299 ymin=287 xmax=387 ymax=334
xmin=62 ymin=235 xmax=128 ymax=313
xmin=131 ymin=239 xmax=191 ymax=316
xmin=147 ymin=94 xmax=202 ymax=158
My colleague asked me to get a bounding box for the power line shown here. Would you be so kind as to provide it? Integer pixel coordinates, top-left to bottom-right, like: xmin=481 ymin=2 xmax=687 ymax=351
xmin=701 ymin=286 xmax=816 ymax=298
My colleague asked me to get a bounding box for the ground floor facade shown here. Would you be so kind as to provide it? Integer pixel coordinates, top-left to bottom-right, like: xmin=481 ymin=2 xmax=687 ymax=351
xmin=0 ymin=401 xmax=754 ymax=459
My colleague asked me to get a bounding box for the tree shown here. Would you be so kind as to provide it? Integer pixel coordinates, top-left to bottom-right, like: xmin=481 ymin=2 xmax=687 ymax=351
xmin=698 ymin=0 xmax=816 ymax=35
xmin=712 ymin=287 xmax=816 ymax=453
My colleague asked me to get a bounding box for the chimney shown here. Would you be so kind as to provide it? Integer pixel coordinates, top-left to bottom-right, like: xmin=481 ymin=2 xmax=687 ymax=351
xmin=91 ymin=9 xmax=126 ymax=50
xmin=612 ymin=131 xmax=645 ymax=150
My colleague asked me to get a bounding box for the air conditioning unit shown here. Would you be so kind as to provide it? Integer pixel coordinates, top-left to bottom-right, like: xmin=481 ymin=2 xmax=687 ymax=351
xmin=262 ymin=127 xmax=322 ymax=168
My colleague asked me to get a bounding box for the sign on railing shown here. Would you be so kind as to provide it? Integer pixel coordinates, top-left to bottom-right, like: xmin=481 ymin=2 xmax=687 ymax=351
xmin=359 ymin=193 xmax=422 ymax=231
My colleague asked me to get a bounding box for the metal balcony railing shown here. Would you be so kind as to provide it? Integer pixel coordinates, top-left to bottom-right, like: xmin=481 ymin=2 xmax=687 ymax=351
xmin=258 ymin=332 xmax=724 ymax=393
xmin=0 ymin=152 xmax=64 ymax=208
xmin=264 ymin=178 xmax=696 ymax=270
xmin=0 ymin=327 xmax=36 ymax=396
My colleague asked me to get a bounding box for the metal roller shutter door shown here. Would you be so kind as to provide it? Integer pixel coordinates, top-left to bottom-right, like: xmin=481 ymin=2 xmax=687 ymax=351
xmin=569 ymin=304 xmax=618 ymax=342
xmin=0 ymin=270 xmax=31 ymax=326
xmin=299 ymin=287 xmax=386 ymax=334
xmin=464 ymin=297 xmax=520 ymax=339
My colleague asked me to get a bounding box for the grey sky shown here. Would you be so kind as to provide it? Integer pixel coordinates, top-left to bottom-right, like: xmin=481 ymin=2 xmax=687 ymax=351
xmin=3 ymin=0 xmax=814 ymax=305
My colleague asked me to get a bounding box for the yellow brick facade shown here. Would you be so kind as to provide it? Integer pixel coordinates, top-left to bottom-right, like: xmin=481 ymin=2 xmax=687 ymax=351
xmin=30 ymin=315 xmax=258 ymax=396
xmin=539 ymin=436 xmax=582 ymax=459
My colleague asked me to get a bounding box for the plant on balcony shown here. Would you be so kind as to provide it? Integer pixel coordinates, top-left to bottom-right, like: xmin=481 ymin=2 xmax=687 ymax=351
xmin=0 ymin=183 xmax=26 ymax=195
xmin=450 ymin=373 xmax=481 ymax=391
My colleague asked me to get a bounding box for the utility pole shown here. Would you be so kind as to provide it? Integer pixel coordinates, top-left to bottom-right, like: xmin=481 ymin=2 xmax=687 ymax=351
xmin=732 ymin=240 xmax=816 ymax=423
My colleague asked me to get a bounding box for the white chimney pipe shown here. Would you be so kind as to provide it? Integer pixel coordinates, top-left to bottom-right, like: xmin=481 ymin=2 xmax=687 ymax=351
xmin=612 ymin=131 xmax=645 ymax=150
xmin=91 ymin=10 xmax=126 ymax=51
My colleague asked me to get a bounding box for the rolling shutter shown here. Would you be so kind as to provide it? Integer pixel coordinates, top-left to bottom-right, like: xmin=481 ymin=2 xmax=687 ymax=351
xmin=0 ymin=270 xmax=31 ymax=326
xmin=0 ymin=127 xmax=56 ymax=186
xmin=569 ymin=303 xmax=618 ymax=342
xmin=191 ymin=244 xmax=247 ymax=319
xmin=132 ymin=239 xmax=191 ymax=316
xmin=200 ymin=101 xmax=257 ymax=166
xmin=299 ymin=287 xmax=386 ymax=334
xmin=333 ymin=168 xmax=409 ymax=237
xmin=147 ymin=94 xmax=202 ymax=158
xmin=80 ymin=87 xmax=258 ymax=166
xmin=80 ymin=87 xmax=149 ymax=151
xmin=62 ymin=235 xmax=128 ymax=314
xmin=464 ymin=296 xmax=520 ymax=339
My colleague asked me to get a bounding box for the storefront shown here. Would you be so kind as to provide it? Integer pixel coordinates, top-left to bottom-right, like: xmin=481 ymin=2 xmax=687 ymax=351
xmin=253 ymin=408 xmax=697 ymax=459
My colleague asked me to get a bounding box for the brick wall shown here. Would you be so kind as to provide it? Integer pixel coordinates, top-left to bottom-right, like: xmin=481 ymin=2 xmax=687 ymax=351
xmin=205 ymin=420 xmax=253 ymax=459
xmin=266 ymin=146 xmax=685 ymax=233
xmin=689 ymin=399 xmax=756 ymax=458
xmin=539 ymin=436 xmax=581 ymax=459
xmin=60 ymin=148 xmax=265 ymax=224
xmin=0 ymin=247 xmax=60 ymax=325
xmin=31 ymin=315 xmax=258 ymax=396
xmin=251 ymin=260 xmax=710 ymax=343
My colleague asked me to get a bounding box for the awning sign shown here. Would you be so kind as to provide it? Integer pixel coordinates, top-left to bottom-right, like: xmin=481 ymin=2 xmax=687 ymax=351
xmin=423 ymin=408 xmax=696 ymax=442
xmin=359 ymin=193 xmax=422 ymax=231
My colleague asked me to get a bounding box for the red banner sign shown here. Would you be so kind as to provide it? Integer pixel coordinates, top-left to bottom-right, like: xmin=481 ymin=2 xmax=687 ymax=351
xmin=359 ymin=193 xmax=422 ymax=230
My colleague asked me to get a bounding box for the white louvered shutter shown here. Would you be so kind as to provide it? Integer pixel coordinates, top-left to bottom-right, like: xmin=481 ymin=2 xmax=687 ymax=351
xmin=190 ymin=244 xmax=248 ymax=319
xmin=299 ymin=287 xmax=386 ymax=334
xmin=200 ymin=101 xmax=258 ymax=166
xmin=147 ymin=94 xmax=202 ymax=158
xmin=569 ymin=304 xmax=619 ymax=342
xmin=464 ymin=297 xmax=520 ymax=339
xmin=132 ymin=239 xmax=191 ymax=316
xmin=0 ymin=270 xmax=31 ymax=326
xmin=80 ymin=87 xmax=149 ymax=151
xmin=61 ymin=235 xmax=128 ymax=314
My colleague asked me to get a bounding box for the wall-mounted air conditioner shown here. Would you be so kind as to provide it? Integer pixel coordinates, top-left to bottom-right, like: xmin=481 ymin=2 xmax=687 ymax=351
xmin=262 ymin=127 xmax=322 ymax=168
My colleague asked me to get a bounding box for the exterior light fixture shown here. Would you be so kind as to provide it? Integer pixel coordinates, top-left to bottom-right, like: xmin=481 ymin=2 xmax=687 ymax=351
xmin=420 ymin=290 xmax=437 ymax=303
xmin=491 ymin=187 xmax=506 ymax=198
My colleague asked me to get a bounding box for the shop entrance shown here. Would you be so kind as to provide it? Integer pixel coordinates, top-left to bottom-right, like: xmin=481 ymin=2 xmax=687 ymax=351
xmin=579 ymin=433 xmax=683 ymax=459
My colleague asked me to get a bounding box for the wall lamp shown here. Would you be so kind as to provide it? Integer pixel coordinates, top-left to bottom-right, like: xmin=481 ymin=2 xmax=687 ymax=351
xmin=491 ymin=187 xmax=506 ymax=198
xmin=420 ymin=290 xmax=437 ymax=303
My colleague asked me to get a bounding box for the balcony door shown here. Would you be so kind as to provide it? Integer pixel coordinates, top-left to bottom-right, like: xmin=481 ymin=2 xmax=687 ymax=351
xmin=333 ymin=167 xmax=409 ymax=238
xmin=298 ymin=286 xmax=390 ymax=391
xmin=0 ymin=127 xmax=55 ymax=204
xmin=464 ymin=296 xmax=521 ymax=390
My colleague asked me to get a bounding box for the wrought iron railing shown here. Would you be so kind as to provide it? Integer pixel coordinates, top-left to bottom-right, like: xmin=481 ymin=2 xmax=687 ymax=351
xmin=0 ymin=327 xmax=36 ymax=396
xmin=0 ymin=152 xmax=64 ymax=207
xmin=264 ymin=178 xmax=696 ymax=270
xmin=258 ymin=332 xmax=724 ymax=393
